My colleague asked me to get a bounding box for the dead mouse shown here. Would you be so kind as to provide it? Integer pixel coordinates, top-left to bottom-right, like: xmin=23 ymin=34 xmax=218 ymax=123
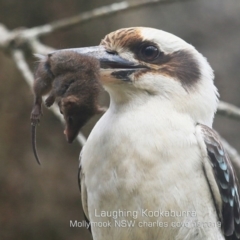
xmin=30 ymin=51 xmax=104 ymax=164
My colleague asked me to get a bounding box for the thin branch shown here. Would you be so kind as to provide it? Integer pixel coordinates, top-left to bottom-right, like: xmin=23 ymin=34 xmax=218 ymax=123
xmin=33 ymin=0 xmax=192 ymax=37
xmin=217 ymin=101 xmax=240 ymax=121
xmin=11 ymin=49 xmax=86 ymax=147
xmin=1 ymin=0 xmax=193 ymax=45
xmin=30 ymin=38 xmax=55 ymax=55
xmin=11 ymin=50 xmax=34 ymax=87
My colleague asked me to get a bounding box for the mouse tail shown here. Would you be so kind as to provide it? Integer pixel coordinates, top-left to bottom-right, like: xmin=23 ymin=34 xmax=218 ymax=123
xmin=31 ymin=125 xmax=41 ymax=165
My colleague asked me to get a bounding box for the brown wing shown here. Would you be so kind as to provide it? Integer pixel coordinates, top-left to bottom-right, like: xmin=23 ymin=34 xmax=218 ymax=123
xmin=199 ymin=124 xmax=240 ymax=239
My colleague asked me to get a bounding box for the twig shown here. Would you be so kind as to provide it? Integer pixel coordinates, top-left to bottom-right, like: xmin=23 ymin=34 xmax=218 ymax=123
xmin=0 ymin=0 xmax=193 ymax=47
xmin=30 ymin=38 xmax=55 ymax=55
xmin=32 ymin=0 xmax=192 ymax=37
xmin=11 ymin=49 xmax=34 ymax=87
xmin=11 ymin=49 xmax=86 ymax=147
xmin=217 ymin=101 xmax=240 ymax=121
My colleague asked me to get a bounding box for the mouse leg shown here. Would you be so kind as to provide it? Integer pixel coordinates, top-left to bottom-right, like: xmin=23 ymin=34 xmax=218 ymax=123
xmin=31 ymin=96 xmax=43 ymax=126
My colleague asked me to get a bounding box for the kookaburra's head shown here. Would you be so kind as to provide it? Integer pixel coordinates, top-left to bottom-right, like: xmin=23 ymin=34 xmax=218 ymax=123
xmin=55 ymin=27 xmax=219 ymax=126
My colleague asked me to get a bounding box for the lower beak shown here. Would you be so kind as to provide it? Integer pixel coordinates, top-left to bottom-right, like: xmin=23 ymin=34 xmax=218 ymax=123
xmin=51 ymin=46 xmax=145 ymax=81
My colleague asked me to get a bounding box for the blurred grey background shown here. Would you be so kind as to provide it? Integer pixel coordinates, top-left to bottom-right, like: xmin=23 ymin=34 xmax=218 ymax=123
xmin=0 ymin=0 xmax=239 ymax=239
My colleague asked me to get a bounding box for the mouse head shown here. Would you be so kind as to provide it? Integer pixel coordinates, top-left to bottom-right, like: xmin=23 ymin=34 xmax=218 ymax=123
xmin=60 ymin=96 xmax=92 ymax=143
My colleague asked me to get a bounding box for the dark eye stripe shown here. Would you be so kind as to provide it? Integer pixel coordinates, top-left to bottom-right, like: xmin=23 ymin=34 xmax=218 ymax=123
xmin=134 ymin=44 xmax=201 ymax=88
xmin=103 ymin=35 xmax=201 ymax=89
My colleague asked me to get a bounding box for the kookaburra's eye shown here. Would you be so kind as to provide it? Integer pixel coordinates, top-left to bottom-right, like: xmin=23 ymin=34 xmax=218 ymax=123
xmin=140 ymin=45 xmax=160 ymax=61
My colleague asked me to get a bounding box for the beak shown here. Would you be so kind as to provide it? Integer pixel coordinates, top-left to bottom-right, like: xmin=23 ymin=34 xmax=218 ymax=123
xmin=51 ymin=46 xmax=146 ymax=82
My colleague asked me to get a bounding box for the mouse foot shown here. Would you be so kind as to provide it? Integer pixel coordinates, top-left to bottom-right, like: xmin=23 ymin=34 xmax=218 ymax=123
xmin=31 ymin=105 xmax=42 ymax=126
xmin=45 ymin=95 xmax=55 ymax=107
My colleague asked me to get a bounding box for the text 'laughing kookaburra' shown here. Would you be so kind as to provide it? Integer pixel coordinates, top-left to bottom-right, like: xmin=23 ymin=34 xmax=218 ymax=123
xmin=54 ymin=27 xmax=240 ymax=239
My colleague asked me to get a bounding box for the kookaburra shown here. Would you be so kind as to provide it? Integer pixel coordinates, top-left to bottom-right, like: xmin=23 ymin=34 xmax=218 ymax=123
xmin=55 ymin=27 xmax=240 ymax=239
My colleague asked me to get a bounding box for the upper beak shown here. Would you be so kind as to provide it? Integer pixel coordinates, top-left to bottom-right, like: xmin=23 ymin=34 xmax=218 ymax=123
xmin=50 ymin=46 xmax=146 ymax=81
